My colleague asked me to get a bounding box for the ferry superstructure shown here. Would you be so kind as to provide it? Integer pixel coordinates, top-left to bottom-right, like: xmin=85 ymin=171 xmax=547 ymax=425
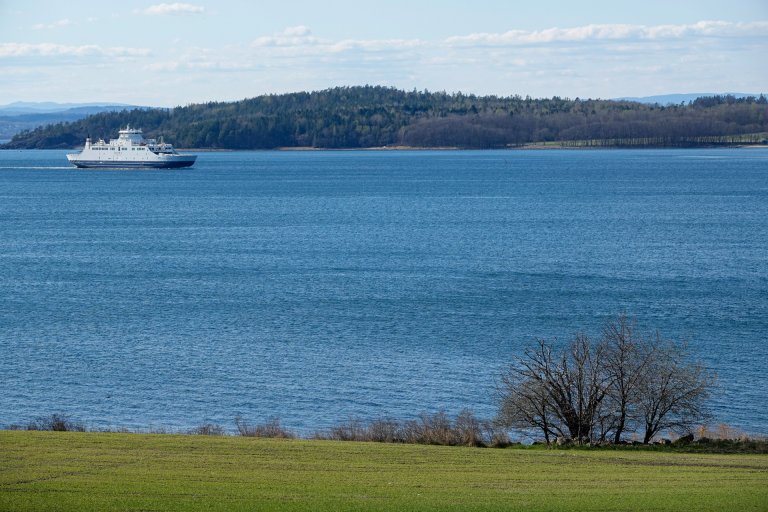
xmin=66 ymin=126 xmax=196 ymax=168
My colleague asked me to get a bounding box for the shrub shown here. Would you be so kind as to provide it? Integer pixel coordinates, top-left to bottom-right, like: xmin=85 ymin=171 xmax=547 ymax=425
xmin=26 ymin=413 xmax=85 ymax=432
xmin=234 ymin=416 xmax=295 ymax=438
xmin=316 ymin=410 xmax=490 ymax=447
xmin=189 ymin=423 xmax=226 ymax=436
xmin=366 ymin=418 xmax=402 ymax=443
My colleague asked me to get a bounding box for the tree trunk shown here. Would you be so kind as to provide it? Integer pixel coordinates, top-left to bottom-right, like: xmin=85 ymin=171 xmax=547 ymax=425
xmin=613 ymin=417 xmax=625 ymax=444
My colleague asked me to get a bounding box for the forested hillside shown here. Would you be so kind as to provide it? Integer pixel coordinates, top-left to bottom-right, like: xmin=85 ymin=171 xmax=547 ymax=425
xmin=4 ymin=86 xmax=767 ymax=149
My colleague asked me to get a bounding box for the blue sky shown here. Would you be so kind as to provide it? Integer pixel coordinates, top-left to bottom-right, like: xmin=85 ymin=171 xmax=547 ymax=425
xmin=1 ymin=0 xmax=766 ymax=106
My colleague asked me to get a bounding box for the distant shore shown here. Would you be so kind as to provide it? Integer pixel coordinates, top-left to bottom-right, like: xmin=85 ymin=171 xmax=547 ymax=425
xmin=4 ymin=143 xmax=765 ymax=152
xmin=173 ymin=143 xmax=768 ymax=152
xmin=254 ymin=143 xmax=768 ymax=152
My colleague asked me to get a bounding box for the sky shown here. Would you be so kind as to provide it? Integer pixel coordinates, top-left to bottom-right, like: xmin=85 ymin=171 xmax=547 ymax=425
xmin=1 ymin=0 xmax=766 ymax=106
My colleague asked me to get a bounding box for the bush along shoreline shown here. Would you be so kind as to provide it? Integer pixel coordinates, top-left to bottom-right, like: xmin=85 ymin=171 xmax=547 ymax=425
xmin=7 ymin=411 xmax=767 ymax=454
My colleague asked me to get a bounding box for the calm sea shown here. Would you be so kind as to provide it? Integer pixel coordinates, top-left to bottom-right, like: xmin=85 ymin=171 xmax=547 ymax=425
xmin=1 ymin=148 xmax=767 ymax=435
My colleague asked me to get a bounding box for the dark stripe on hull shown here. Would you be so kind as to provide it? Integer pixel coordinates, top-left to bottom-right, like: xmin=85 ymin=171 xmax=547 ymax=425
xmin=69 ymin=159 xmax=195 ymax=169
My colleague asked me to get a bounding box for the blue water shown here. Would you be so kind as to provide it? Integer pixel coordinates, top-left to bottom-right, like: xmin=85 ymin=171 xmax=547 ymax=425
xmin=1 ymin=149 xmax=767 ymax=435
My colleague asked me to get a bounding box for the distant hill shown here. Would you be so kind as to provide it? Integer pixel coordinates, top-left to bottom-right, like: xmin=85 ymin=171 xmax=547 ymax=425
xmin=3 ymin=87 xmax=767 ymax=149
xmin=0 ymin=101 xmax=139 ymax=115
xmin=615 ymin=93 xmax=764 ymax=105
xmin=0 ymin=103 xmax=146 ymax=142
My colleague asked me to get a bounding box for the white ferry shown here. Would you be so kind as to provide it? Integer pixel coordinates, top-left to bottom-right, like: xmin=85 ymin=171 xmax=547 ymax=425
xmin=67 ymin=126 xmax=196 ymax=168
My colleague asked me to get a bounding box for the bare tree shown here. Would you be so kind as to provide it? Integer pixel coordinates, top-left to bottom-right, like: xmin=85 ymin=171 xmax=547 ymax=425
xmin=601 ymin=314 xmax=656 ymax=443
xmin=498 ymin=372 xmax=557 ymax=444
xmin=561 ymin=334 xmax=611 ymax=443
xmin=497 ymin=315 xmax=716 ymax=445
xmin=636 ymin=340 xmax=715 ymax=443
xmin=498 ymin=335 xmax=611 ymax=444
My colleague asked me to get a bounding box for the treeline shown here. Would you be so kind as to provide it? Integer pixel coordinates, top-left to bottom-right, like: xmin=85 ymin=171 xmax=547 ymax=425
xmin=3 ymin=86 xmax=768 ymax=149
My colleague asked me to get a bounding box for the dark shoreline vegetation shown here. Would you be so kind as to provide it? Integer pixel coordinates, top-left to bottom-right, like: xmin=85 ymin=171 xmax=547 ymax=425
xmin=2 ymin=86 xmax=767 ymax=150
xmin=7 ymin=412 xmax=768 ymax=454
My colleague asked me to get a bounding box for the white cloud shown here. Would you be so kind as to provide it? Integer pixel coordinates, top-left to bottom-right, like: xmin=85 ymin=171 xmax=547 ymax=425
xmin=328 ymin=39 xmax=423 ymax=53
xmin=241 ymin=19 xmax=765 ymax=67
xmin=250 ymin=26 xmax=423 ymax=54
xmin=445 ymin=20 xmax=768 ymax=46
xmin=283 ymin=26 xmax=311 ymax=37
xmin=32 ymin=19 xmax=72 ymax=30
xmin=5 ymin=18 xmax=761 ymax=104
xmin=140 ymin=18 xmax=763 ymax=98
xmin=145 ymin=62 xmax=180 ymax=72
xmin=251 ymin=26 xmax=318 ymax=47
xmin=243 ymin=33 xmax=420 ymax=73
xmin=141 ymin=3 xmax=205 ymax=15
xmin=0 ymin=43 xmax=150 ymax=58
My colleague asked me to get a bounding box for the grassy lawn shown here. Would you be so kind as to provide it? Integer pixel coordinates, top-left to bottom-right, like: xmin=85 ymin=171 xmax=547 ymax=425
xmin=1 ymin=431 xmax=767 ymax=511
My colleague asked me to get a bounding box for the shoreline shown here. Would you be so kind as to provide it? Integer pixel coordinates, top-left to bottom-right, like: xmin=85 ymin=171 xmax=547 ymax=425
xmin=175 ymin=143 xmax=768 ymax=152
xmin=4 ymin=144 xmax=766 ymax=152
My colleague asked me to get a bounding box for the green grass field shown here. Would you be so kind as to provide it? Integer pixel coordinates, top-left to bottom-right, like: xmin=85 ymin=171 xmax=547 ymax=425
xmin=1 ymin=431 xmax=767 ymax=511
